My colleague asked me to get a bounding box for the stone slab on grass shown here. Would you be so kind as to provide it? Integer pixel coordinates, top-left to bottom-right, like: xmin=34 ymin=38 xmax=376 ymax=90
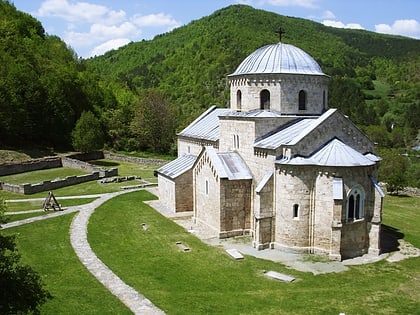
xmin=264 ymin=270 xmax=295 ymax=282
xmin=226 ymin=248 xmax=244 ymax=260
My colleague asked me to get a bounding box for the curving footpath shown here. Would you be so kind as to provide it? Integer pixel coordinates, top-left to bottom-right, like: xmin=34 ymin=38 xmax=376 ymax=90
xmin=2 ymin=191 xmax=165 ymax=315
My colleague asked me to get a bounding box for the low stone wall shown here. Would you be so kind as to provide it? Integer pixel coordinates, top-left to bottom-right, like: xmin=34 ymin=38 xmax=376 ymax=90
xmin=1 ymin=172 xmax=101 ymax=194
xmin=104 ymin=151 xmax=167 ymax=167
xmin=0 ymin=157 xmax=62 ymax=176
xmin=0 ymin=153 xmax=117 ymax=195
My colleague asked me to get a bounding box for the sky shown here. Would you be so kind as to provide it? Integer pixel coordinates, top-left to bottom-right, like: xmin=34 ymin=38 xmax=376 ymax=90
xmin=11 ymin=0 xmax=420 ymax=58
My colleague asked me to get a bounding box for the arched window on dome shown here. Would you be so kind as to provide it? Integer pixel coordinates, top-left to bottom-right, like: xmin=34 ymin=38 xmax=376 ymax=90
xmin=260 ymin=89 xmax=270 ymax=110
xmin=346 ymin=186 xmax=365 ymax=221
xmin=298 ymin=90 xmax=307 ymax=110
xmin=236 ymin=90 xmax=242 ymax=110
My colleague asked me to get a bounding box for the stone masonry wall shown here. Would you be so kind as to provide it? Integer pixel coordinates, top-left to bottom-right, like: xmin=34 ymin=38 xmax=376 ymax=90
xmin=0 ymin=157 xmax=62 ymax=176
xmin=193 ymin=151 xmax=221 ymax=237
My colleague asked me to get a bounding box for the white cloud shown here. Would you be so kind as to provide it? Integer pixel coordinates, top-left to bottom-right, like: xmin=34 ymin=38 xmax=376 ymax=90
xmin=36 ymin=0 xmax=182 ymax=57
xmin=323 ymin=20 xmax=364 ymax=30
xmin=37 ymin=0 xmax=125 ymax=25
xmin=321 ymin=10 xmax=335 ymax=20
xmin=375 ymin=19 xmax=420 ymax=39
xmin=132 ymin=13 xmax=180 ymax=28
xmin=64 ymin=22 xmax=139 ymax=47
xmin=90 ymin=38 xmax=131 ymax=57
xmin=261 ymin=0 xmax=318 ymax=9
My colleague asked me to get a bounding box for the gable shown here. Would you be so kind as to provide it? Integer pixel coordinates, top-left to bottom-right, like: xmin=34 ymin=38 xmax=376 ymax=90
xmin=156 ymin=154 xmax=196 ymax=179
xmin=178 ymin=105 xmax=232 ymax=141
xmin=195 ymin=146 xmax=252 ymax=180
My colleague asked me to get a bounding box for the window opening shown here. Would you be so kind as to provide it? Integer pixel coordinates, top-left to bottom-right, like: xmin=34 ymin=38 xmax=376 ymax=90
xmin=260 ymin=89 xmax=270 ymax=110
xmin=293 ymin=204 xmax=299 ymax=219
xmin=236 ymin=90 xmax=242 ymax=110
xmin=205 ymin=179 xmax=209 ymax=196
xmin=346 ymin=187 xmax=364 ymax=221
xmin=298 ymin=90 xmax=307 ymax=110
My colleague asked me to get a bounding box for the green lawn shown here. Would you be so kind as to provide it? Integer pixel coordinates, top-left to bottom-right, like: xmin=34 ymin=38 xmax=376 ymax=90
xmin=2 ymin=185 xmax=419 ymax=314
xmin=87 ymin=191 xmax=420 ymax=315
xmin=0 ymin=167 xmax=88 ymax=184
xmin=1 ymin=214 xmax=131 ymax=314
xmin=0 ymin=159 xmax=159 ymax=200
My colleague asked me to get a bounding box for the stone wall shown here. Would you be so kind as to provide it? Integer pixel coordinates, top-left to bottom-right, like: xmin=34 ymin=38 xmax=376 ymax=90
xmin=103 ymin=151 xmax=167 ymax=166
xmin=1 ymin=172 xmax=100 ymax=194
xmin=193 ymin=150 xmax=221 ymax=237
xmin=0 ymin=153 xmax=117 ymax=195
xmin=0 ymin=157 xmax=62 ymax=176
xmin=229 ymin=73 xmax=329 ymax=115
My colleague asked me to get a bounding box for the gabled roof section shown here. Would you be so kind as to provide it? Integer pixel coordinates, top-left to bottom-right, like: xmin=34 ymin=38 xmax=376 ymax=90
xmin=156 ymin=154 xmax=196 ymax=179
xmin=254 ymin=109 xmax=337 ymax=150
xmin=178 ymin=105 xmax=232 ymax=141
xmin=255 ymin=170 xmax=273 ymax=193
xmin=276 ymin=138 xmax=377 ymax=167
xmin=204 ymin=146 xmax=252 ymax=180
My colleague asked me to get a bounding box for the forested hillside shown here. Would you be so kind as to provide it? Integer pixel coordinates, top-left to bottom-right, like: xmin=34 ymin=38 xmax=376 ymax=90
xmin=1 ymin=3 xmax=419 ymax=187
xmin=0 ymin=0 xmax=115 ymax=149
xmin=88 ymin=5 xmax=419 ymax=138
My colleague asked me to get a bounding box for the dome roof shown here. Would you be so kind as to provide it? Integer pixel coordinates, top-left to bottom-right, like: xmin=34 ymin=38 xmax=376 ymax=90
xmin=230 ymin=43 xmax=325 ymax=76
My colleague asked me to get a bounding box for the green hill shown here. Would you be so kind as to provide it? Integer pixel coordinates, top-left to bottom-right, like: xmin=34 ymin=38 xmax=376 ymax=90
xmin=1 ymin=2 xmax=419 ymax=155
xmin=87 ymin=5 xmax=419 ymax=127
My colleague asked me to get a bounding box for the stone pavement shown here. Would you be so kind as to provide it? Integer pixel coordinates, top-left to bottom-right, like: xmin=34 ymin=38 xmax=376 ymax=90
xmin=2 ymin=191 xmax=165 ymax=315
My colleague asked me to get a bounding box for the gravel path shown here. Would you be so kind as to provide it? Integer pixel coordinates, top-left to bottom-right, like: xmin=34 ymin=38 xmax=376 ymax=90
xmin=2 ymin=191 xmax=166 ymax=315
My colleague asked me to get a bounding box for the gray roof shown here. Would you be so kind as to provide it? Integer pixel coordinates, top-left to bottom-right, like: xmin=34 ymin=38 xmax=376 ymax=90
xmin=156 ymin=154 xmax=196 ymax=179
xmin=254 ymin=109 xmax=337 ymax=150
xmin=223 ymin=109 xmax=283 ymax=118
xmin=178 ymin=105 xmax=231 ymax=141
xmin=205 ymin=146 xmax=252 ymax=180
xmin=229 ymin=43 xmax=325 ymax=76
xmin=276 ymin=138 xmax=377 ymax=167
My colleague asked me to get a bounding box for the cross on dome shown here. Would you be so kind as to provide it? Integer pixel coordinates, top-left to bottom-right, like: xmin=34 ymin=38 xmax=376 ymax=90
xmin=275 ymin=28 xmax=286 ymax=42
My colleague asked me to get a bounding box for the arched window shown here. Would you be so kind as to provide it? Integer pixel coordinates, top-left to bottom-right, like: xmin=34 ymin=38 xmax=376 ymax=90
xmin=298 ymin=90 xmax=306 ymax=110
xmin=346 ymin=187 xmax=365 ymax=221
xmin=293 ymin=204 xmax=299 ymax=219
xmin=236 ymin=90 xmax=242 ymax=110
xmin=322 ymin=90 xmax=326 ymax=111
xmin=260 ymin=89 xmax=270 ymax=110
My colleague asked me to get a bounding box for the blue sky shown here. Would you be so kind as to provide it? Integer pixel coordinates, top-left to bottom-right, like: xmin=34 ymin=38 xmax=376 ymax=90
xmin=12 ymin=0 xmax=420 ymax=58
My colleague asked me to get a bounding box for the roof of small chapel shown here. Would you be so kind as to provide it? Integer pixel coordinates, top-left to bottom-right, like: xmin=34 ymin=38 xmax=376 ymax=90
xmin=156 ymin=154 xmax=196 ymax=179
xmin=178 ymin=106 xmax=231 ymax=141
xmin=205 ymin=146 xmax=253 ymax=180
xmin=229 ymin=42 xmax=325 ymax=76
xmin=276 ymin=138 xmax=379 ymax=167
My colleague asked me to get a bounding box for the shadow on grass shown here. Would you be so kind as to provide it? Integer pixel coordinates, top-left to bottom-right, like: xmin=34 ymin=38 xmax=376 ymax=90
xmin=380 ymin=224 xmax=404 ymax=254
xmin=89 ymin=160 xmax=120 ymax=167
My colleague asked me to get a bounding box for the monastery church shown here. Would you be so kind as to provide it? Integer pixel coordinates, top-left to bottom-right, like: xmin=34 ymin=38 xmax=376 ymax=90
xmin=157 ymin=38 xmax=384 ymax=261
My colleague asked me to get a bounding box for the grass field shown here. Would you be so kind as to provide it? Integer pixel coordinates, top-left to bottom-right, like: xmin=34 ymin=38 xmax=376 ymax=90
xmin=85 ymin=191 xmax=420 ymax=315
xmin=0 ymin=167 xmax=88 ymax=184
xmin=0 ymin=159 xmax=159 ymax=200
xmin=1 ymin=161 xmax=419 ymax=314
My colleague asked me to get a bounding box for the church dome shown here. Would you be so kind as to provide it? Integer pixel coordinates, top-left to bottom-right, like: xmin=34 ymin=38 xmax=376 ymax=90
xmin=230 ymin=43 xmax=325 ymax=76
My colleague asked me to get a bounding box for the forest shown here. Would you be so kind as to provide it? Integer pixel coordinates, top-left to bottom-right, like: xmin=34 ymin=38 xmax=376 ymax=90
xmin=0 ymin=2 xmax=419 ymax=188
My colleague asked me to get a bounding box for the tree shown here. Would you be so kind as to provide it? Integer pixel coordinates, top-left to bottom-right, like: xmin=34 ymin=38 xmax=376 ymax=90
xmin=0 ymin=198 xmax=52 ymax=314
xmin=130 ymin=91 xmax=176 ymax=153
xmin=378 ymin=149 xmax=409 ymax=195
xmin=71 ymin=111 xmax=104 ymax=153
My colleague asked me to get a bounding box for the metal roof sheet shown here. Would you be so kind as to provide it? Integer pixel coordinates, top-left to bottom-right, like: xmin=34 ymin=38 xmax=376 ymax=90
xmin=178 ymin=106 xmax=231 ymax=141
xmin=254 ymin=109 xmax=337 ymax=150
xmin=254 ymin=118 xmax=316 ymax=149
xmin=156 ymin=154 xmax=196 ymax=179
xmin=205 ymin=146 xmax=252 ymax=180
xmin=276 ymin=138 xmax=376 ymax=167
xmin=229 ymin=43 xmax=325 ymax=76
xmin=223 ymin=109 xmax=283 ymax=118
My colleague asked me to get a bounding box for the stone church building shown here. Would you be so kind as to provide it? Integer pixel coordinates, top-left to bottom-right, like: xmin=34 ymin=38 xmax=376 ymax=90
xmin=157 ymin=40 xmax=384 ymax=260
